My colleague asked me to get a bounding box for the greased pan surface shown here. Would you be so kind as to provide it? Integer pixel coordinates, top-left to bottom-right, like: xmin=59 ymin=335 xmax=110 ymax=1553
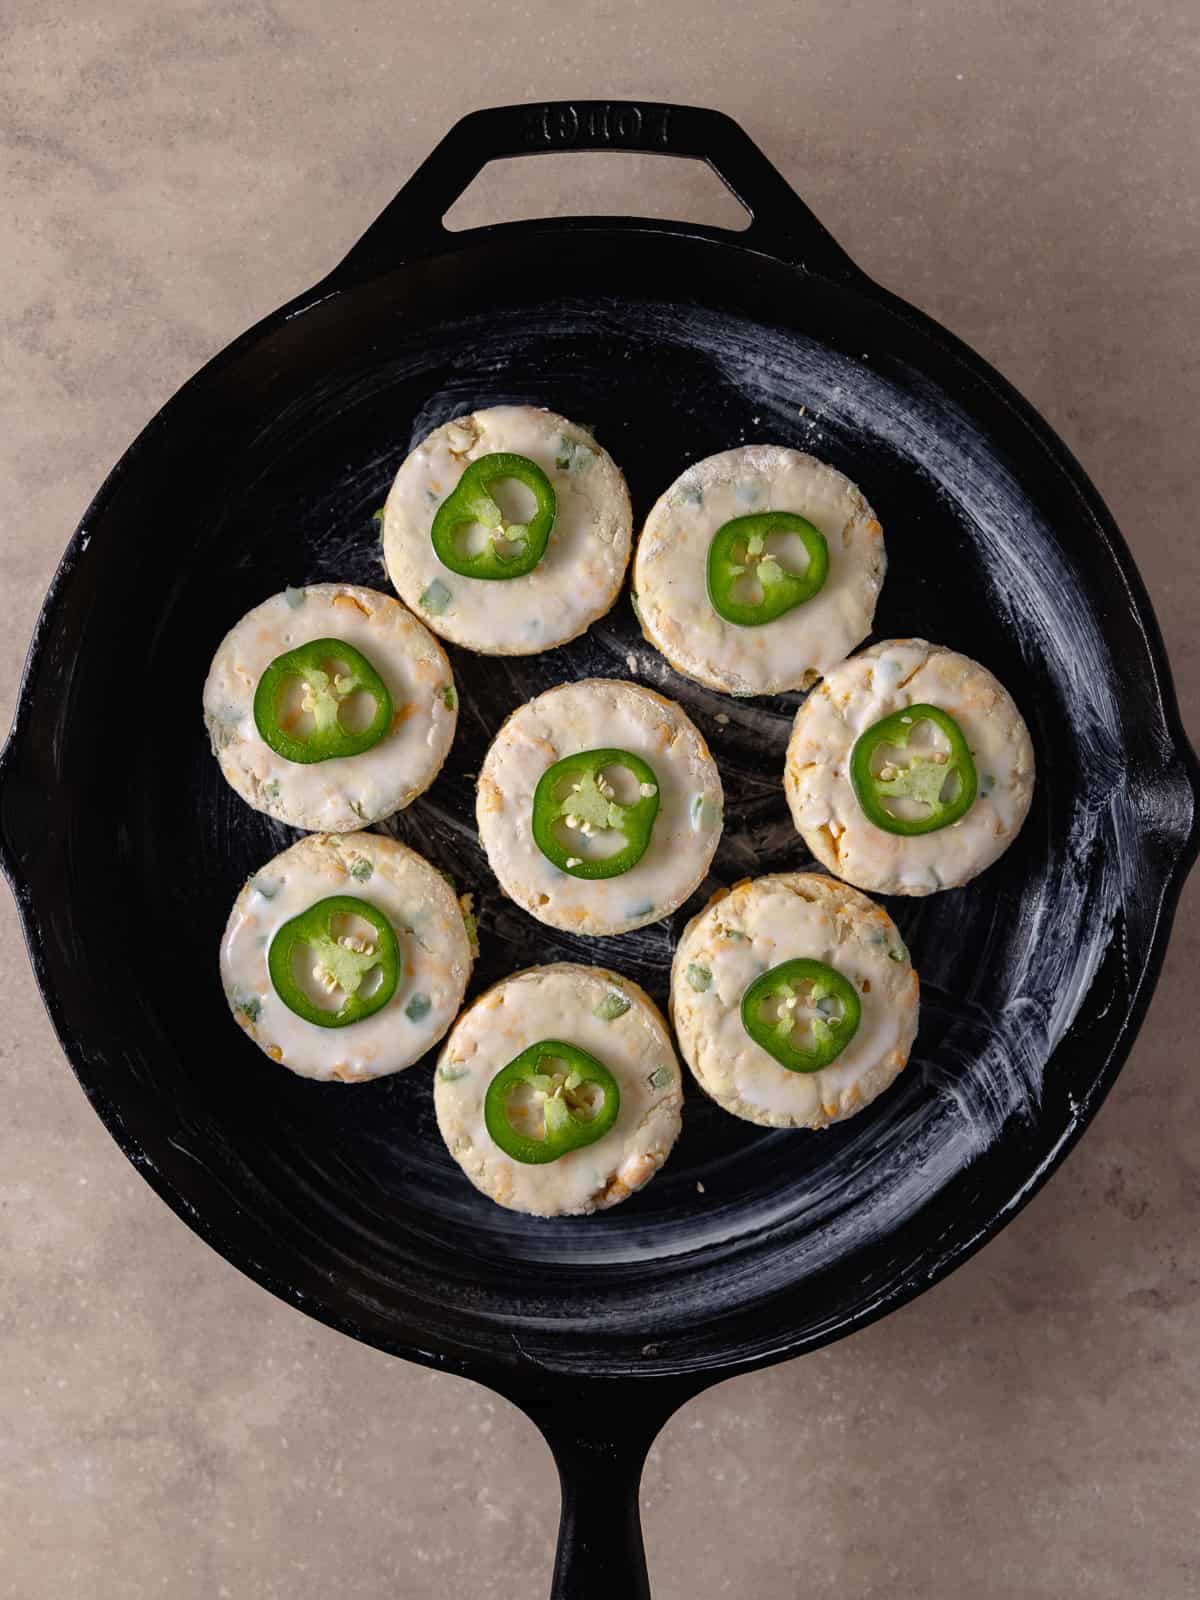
xmin=1 ymin=104 xmax=1195 ymax=1550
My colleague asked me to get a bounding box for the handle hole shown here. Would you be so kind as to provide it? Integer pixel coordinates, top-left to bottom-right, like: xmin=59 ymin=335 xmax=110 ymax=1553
xmin=443 ymin=152 xmax=751 ymax=233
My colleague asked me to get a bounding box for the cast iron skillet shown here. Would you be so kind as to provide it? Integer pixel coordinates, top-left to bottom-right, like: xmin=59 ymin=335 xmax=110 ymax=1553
xmin=2 ymin=102 xmax=1197 ymax=1597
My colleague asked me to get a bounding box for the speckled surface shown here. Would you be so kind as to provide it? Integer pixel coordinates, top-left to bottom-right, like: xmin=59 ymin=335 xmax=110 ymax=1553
xmin=2 ymin=3 xmax=1198 ymax=1596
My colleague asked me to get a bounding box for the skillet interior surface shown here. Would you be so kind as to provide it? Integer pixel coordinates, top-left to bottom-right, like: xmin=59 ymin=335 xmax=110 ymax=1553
xmin=3 ymin=227 xmax=1195 ymax=1382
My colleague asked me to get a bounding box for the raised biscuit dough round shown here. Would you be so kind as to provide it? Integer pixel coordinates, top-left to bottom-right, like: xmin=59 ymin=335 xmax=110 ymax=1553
xmin=203 ymin=583 xmax=456 ymax=832
xmin=671 ymin=872 xmax=919 ymax=1130
xmin=476 ymin=677 xmax=724 ymax=937
xmin=633 ymin=445 xmax=886 ymax=696
xmin=784 ymin=638 xmax=1035 ymax=896
xmin=383 ymin=406 xmax=632 ymax=655
xmin=434 ymin=963 xmax=683 ymax=1216
xmin=221 ymin=831 xmax=474 ymax=1082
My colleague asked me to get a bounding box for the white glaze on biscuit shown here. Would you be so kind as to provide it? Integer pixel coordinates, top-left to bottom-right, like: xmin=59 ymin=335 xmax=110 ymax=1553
xmin=221 ymin=832 xmax=473 ymax=1081
xmin=784 ymin=638 xmax=1035 ymax=895
xmin=434 ymin=963 xmax=683 ymax=1216
xmin=203 ymin=584 xmax=456 ymax=831
xmin=671 ymin=872 xmax=919 ymax=1129
xmin=476 ymin=678 xmax=723 ymax=936
xmin=383 ymin=406 xmax=632 ymax=655
xmin=634 ymin=445 xmax=885 ymax=695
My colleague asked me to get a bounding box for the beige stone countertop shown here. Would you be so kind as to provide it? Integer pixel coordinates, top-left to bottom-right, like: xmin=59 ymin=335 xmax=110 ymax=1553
xmin=3 ymin=3 xmax=1198 ymax=1596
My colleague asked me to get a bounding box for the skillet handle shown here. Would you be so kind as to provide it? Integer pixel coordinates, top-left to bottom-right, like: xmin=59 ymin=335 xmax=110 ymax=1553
xmin=505 ymin=1374 xmax=699 ymax=1600
xmin=334 ymin=100 xmax=861 ymax=282
xmin=548 ymin=1421 xmax=655 ymax=1600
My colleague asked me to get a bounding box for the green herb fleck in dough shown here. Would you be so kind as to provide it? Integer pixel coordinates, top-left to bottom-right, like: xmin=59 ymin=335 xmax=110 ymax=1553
xmin=349 ymin=858 xmax=373 ymax=883
xmin=690 ymin=793 xmax=705 ymax=829
xmin=687 ymin=963 xmax=712 ymax=992
xmin=555 ymin=435 xmax=595 ymax=473
xmin=262 ymin=779 xmax=281 ymax=803
xmin=438 ymin=1063 xmax=469 ymax=1082
xmin=888 ymin=944 xmax=908 ymax=964
xmin=442 ymin=683 xmax=458 ymax=711
xmin=405 ymin=992 xmax=432 ymax=1022
xmin=420 ymin=579 xmax=452 ymax=615
xmin=284 ymin=585 xmax=306 ymax=610
xmin=715 ymin=923 xmax=748 ymax=943
xmin=628 ymin=901 xmax=655 ymax=918
xmin=646 ymin=1065 xmax=672 ymax=1090
xmin=459 ymin=898 xmax=479 ymax=958
xmin=980 ymin=772 xmax=996 ymax=793
xmin=236 ymin=996 xmax=262 ymax=1023
xmin=208 ymin=707 xmax=241 ymax=750
xmin=594 ymin=990 xmax=632 ymax=1022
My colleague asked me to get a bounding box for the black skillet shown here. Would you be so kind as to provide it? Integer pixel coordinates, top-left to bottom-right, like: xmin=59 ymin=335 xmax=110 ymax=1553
xmin=2 ymin=102 xmax=1197 ymax=1596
